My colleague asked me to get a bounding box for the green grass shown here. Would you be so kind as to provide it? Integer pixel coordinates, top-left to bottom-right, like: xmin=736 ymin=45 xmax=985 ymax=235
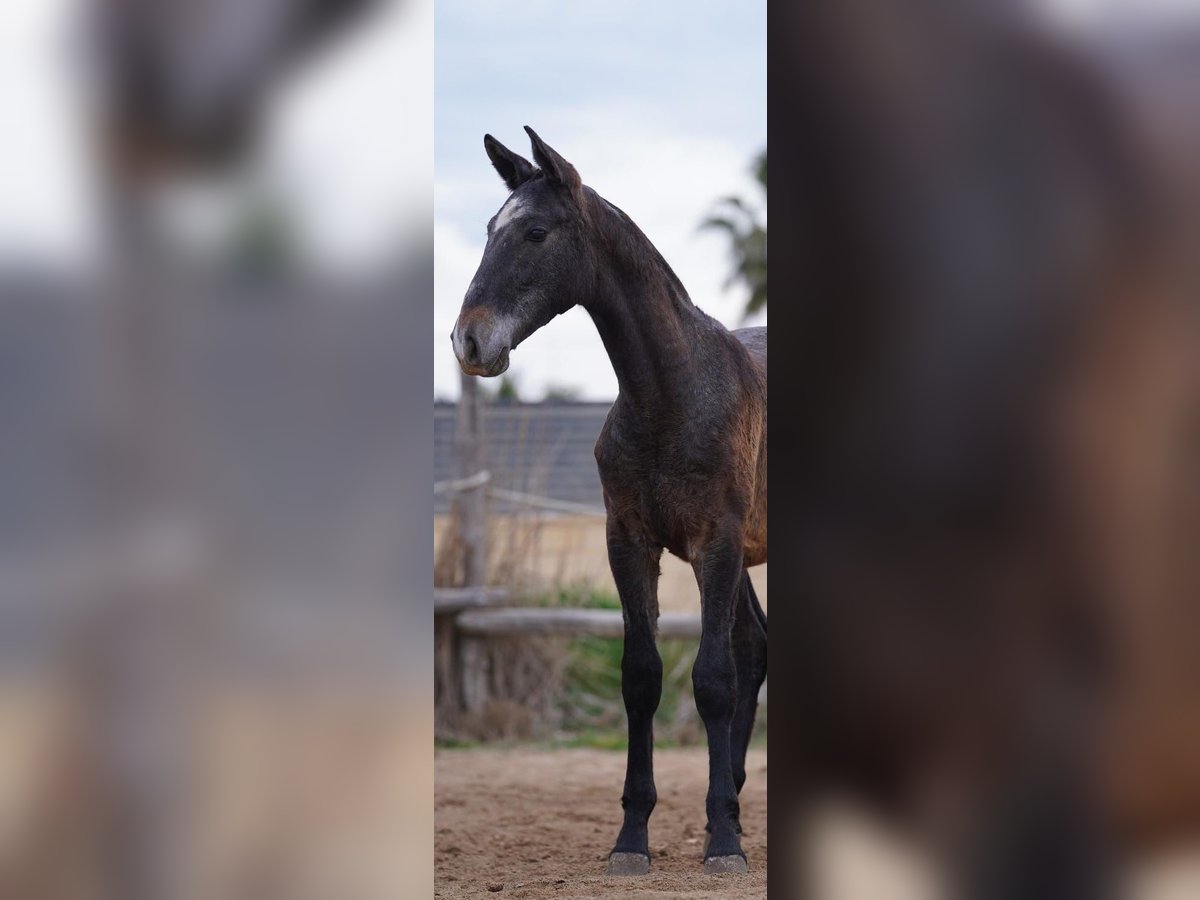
xmin=542 ymin=585 xmax=705 ymax=747
xmin=435 ymin=736 xmax=483 ymax=750
xmin=530 ymin=584 xmax=621 ymax=610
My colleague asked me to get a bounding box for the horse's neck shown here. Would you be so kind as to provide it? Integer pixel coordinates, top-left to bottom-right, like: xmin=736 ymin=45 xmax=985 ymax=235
xmin=582 ymin=214 xmax=711 ymax=411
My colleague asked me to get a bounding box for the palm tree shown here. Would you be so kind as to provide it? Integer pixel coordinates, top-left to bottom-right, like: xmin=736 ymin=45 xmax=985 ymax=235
xmin=701 ymin=150 xmax=767 ymax=320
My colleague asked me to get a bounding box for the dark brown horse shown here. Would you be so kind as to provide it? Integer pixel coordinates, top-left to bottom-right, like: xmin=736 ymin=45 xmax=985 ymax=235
xmin=452 ymin=127 xmax=768 ymax=875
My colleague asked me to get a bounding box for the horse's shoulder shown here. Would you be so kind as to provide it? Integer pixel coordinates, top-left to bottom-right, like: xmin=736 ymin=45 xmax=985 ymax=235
xmin=594 ymin=402 xmax=658 ymax=476
xmin=593 ymin=404 xmax=626 ymax=468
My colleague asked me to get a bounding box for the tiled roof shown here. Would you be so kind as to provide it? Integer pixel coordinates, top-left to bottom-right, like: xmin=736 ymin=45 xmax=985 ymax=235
xmin=434 ymin=400 xmax=610 ymax=515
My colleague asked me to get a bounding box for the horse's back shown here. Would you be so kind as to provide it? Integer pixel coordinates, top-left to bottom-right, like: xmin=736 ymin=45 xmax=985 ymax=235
xmin=733 ymin=326 xmax=767 ymax=378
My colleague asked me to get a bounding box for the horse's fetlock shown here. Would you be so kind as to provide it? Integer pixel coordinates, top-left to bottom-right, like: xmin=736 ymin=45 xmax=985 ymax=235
xmin=621 ymin=787 xmax=656 ymax=818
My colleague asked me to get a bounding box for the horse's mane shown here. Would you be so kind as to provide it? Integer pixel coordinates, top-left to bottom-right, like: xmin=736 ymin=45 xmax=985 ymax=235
xmin=585 ymin=187 xmax=696 ymax=310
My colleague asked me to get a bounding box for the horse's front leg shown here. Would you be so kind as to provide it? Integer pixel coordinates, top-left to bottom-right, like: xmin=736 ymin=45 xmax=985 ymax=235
xmin=692 ymin=523 xmax=749 ymax=874
xmin=606 ymin=522 xmax=663 ymax=876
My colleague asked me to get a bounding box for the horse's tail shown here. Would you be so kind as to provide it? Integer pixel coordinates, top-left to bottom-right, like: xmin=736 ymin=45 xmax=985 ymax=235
xmin=744 ymin=571 xmax=767 ymax=637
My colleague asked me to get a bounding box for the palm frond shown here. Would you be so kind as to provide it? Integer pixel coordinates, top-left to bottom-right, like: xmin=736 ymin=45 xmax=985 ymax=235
xmin=699 ymin=148 xmax=768 ymax=319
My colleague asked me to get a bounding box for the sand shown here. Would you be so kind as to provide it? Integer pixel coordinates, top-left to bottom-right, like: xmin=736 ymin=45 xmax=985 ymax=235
xmin=435 ymin=747 xmax=768 ymax=899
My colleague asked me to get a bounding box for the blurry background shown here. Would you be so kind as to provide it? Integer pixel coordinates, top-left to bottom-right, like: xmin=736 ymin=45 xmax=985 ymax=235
xmin=0 ymin=1 xmax=433 ymax=898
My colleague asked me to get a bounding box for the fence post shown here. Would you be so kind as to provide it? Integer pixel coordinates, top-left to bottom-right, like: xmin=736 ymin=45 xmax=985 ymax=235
xmin=455 ymin=373 xmax=488 ymax=588
xmin=452 ymin=373 xmax=491 ymax=713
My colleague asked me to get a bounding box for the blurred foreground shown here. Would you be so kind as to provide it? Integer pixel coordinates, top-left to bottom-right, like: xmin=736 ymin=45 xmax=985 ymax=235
xmin=773 ymin=1 xmax=1200 ymax=897
xmin=1 ymin=0 xmax=432 ymax=897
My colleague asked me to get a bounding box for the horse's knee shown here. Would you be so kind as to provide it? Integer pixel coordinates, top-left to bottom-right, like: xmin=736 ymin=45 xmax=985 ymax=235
xmin=692 ymin=646 xmax=736 ymax=722
xmin=621 ymin=642 xmax=663 ymax=716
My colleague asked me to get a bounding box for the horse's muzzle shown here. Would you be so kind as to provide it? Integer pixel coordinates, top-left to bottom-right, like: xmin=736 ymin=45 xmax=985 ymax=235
xmin=452 ymin=310 xmax=512 ymax=377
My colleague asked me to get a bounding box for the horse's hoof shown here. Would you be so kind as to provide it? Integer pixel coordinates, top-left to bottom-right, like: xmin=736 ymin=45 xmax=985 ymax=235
xmin=703 ymin=854 xmax=748 ymax=875
xmin=607 ymin=852 xmax=651 ymax=876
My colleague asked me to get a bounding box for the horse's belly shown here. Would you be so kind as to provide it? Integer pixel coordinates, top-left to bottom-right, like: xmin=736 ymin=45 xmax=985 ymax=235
xmin=744 ymin=529 xmax=767 ymax=567
xmin=745 ymin=466 xmax=767 ymax=565
xmin=598 ymin=434 xmax=765 ymax=565
xmin=645 ymin=486 xmax=767 ymax=567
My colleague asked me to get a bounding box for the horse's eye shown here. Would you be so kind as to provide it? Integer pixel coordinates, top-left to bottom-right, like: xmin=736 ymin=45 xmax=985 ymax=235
xmin=526 ymin=226 xmax=548 ymax=242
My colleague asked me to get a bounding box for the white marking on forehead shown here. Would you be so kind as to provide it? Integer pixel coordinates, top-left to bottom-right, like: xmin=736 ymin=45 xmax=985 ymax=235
xmin=494 ymin=196 xmax=526 ymax=231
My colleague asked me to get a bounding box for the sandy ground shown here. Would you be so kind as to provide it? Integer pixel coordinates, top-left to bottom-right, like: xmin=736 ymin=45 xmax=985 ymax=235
xmin=435 ymin=747 xmax=768 ymax=899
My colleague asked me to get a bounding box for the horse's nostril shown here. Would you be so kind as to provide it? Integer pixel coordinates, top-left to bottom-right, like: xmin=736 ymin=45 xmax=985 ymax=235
xmin=464 ymin=334 xmax=480 ymax=365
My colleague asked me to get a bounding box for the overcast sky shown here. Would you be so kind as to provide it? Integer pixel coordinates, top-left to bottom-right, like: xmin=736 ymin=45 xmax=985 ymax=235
xmin=433 ymin=0 xmax=767 ymax=401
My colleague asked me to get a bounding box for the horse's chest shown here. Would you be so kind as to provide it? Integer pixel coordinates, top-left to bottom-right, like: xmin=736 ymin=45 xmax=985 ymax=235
xmin=597 ymin=447 xmax=712 ymax=560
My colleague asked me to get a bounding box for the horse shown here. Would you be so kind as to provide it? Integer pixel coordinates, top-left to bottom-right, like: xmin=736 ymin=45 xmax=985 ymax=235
xmin=451 ymin=127 xmax=768 ymax=876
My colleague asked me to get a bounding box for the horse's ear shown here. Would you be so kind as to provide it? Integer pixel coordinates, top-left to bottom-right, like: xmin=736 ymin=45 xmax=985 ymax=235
xmin=524 ymin=126 xmax=583 ymax=202
xmin=484 ymin=134 xmax=536 ymax=192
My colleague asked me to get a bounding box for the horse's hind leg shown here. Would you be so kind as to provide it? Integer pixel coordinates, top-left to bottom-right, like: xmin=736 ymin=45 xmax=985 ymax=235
xmin=703 ymin=570 xmax=766 ymax=858
xmin=692 ymin=528 xmax=750 ymax=873
xmin=730 ymin=571 xmax=767 ymax=797
xmin=606 ymin=525 xmax=663 ymax=876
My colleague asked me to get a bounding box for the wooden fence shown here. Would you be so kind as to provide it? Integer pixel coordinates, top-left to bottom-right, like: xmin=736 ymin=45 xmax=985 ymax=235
xmin=434 ymin=389 xmax=704 ymax=723
xmin=434 ymin=587 xmax=701 ymax=719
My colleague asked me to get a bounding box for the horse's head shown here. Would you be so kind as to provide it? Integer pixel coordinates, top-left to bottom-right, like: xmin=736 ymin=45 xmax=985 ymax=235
xmin=452 ymin=127 xmax=594 ymax=377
